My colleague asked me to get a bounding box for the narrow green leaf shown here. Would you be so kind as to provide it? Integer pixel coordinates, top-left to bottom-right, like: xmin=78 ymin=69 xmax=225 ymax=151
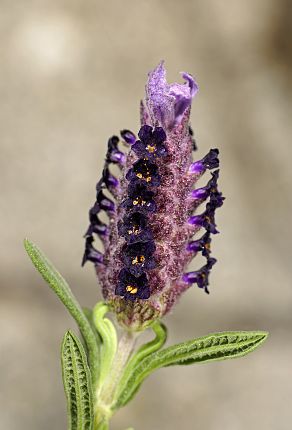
xmin=61 ymin=331 xmax=94 ymax=430
xmin=115 ymin=330 xmax=268 ymax=408
xmin=130 ymin=321 xmax=167 ymax=364
xmin=24 ymin=239 xmax=99 ymax=388
xmin=83 ymin=308 xmax=102 ymax=347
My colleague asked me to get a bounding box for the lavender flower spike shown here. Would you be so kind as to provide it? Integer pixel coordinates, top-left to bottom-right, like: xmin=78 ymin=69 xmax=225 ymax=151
xmin=83 ymin=62 xmax=224 ymax=330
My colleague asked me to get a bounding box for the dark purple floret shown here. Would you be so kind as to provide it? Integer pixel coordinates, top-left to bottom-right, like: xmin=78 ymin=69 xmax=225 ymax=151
xmin=138 ymin=125 xmax=165 ymax=144
xmin=126 ymin=159 xmax=161 ymax=187
xmin=132 ymin=125 xmax=168 ymax=160
xmin=82 ymin=236 xmax=103 ymax=266
xmin=187 ymin=231 xmax=211 ymax=257
xmin=182 ymin=257 xmax=217 ymax=293
xmin=121 ymin=183 xmax=156 ymax=213
xmin=118 ymin=212 xmax=153 ymax=244
xmin=120 ymin=129 xmax=136 ymax=145
xmin=189 ymin=149 xmax=219 ymax=173
xmin=106 ymin=136 xmax=126 ymax=164
xmin=116 ymin=269 xmax=150 ymax=301
xmin=122 ymin=241 xmax=156 ymax=276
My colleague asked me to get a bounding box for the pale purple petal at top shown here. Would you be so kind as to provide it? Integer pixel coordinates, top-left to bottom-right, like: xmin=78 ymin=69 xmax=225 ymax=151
xmin=145 ymin=61 xmax=198 ymax=130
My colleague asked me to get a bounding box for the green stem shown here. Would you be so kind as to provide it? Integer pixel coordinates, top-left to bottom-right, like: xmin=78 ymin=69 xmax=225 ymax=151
xmin=93 ymin=327 xmax=138 ymax=429
xmin=113 ymin=321 xmax=166 ymax=407
xmin=99 ymin=330 xmax=138 ymax=407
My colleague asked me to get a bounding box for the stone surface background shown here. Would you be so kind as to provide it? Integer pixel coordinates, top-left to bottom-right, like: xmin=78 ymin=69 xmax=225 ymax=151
xmin=0 ymin=1 xmax=291 ymax=429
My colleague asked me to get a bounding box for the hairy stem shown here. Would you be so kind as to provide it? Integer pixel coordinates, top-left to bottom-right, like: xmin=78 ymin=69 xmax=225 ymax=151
xmin=99 ymin=330 xmax=138 ymax=407
xmin=93 ymin=330 xmax=138 ymax=429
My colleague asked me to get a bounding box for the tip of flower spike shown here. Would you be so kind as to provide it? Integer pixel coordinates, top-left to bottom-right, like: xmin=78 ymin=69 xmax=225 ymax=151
xmin=181 ymin=72 xmax=199 ymax=98
xmin=146 ymin=61 xmax=198 ymax=128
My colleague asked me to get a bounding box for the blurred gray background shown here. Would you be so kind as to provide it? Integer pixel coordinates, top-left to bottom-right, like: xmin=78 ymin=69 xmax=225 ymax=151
xmin=1 ymin=1 xmax=291 ymax=429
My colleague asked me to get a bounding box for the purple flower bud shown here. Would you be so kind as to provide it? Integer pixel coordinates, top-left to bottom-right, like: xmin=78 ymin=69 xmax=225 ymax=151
xmin=182 ymin=257 xmax=217 ymax=293
xmin=85 ymin=205 xmax=108 ymax=237
xmin=189 ymin=169 xmax=225 ymax=219
xmin=102 ymin=168 xmax=119 ymax=188
xmin=83 ymin=62 xmax=224 ymax=330
xmin=189 ymin=149 xmax=219 ymax=174
xmin=191 ymin=188 xmax=209 ymax=200
xmin=120 ymin=129 xmax=136 ymax=145
xmin=96 ymin=188 xmax=115 ymax=212
xmin=189 ymin=211 xmax=218 ymax=234
xmin=106 ymin=136 xmax=126 ymax=165
xmin=187 ymin=232 xmax=211 ymax=257
xmin=191 ymin=170 xmax=220 ymax=201
xmin=82 ymin=236 xmax=103 ymax=266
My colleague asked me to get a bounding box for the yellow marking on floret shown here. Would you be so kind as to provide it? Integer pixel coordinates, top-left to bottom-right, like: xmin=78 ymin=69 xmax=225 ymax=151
xmin=132 ymin=255 xmax=145 ymax=265
xmin=126 ymin=285 xmax=138 ymax=294
xmin=133 ymin=197 xmax=146 ymax=206
xmin=146 ymin=144 xmax=156 ymax=153
xmin=128 ymin=225 xmax=140 ymax=235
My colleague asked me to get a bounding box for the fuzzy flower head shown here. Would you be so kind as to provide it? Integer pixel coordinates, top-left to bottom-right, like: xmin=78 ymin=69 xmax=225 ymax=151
xmin=83 ymin=62 xmax=224 ymax=330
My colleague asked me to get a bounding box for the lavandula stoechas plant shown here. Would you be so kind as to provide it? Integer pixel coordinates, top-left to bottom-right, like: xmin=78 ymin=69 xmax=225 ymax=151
xmin=25 ymin=62 xmax=268 ymax=430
